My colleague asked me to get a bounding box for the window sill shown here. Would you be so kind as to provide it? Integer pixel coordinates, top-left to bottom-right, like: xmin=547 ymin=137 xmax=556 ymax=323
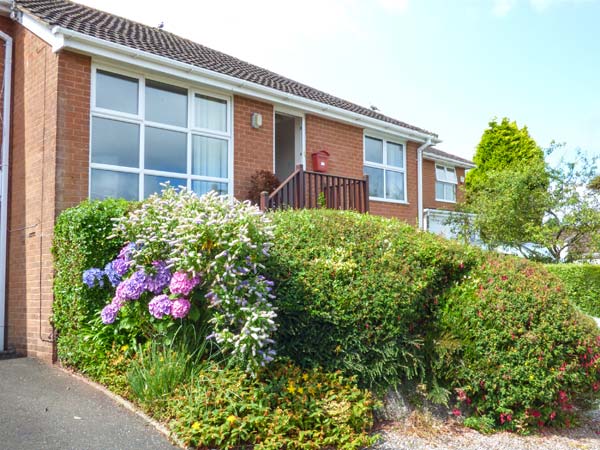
xmin=369 ymin=197 xmax=409 ymax=205
xmin=435 ymin=198 xmax=457 ymax=204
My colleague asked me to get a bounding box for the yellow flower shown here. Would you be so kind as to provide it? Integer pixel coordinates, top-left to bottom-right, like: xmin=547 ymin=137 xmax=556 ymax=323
xmin=226 ymin=415 xmax=237 ymax=424
xmin=287 ymin=382 xmax=296 ymax=394
xmin=121 ymin=345 xmax=129 ymax=352
xmin=529 ymin=374 xmax=534 ymax=381
xmin=297 ymin=387 xmax=304 ymax=394
xmin=302 ymin=373 xmax=309 ymax=381
xmin=191 ymin=422 xmax=201 ymax=431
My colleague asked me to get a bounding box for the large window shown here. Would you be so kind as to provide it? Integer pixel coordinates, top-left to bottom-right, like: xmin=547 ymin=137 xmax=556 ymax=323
xmin=90 ymin=67 xmax=232 ymax=201
xmin=363 ymin=135 xmax=406 ymax=202
xmin=435 ymin=164 xmax=457 ymax=202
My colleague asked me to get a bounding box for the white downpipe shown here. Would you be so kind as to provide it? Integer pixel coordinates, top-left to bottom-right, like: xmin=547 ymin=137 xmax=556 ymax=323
xmin=0 ymin=30 xmax=11 ymax=352
xmin=417 ymin=139 xmax=433 ymax=230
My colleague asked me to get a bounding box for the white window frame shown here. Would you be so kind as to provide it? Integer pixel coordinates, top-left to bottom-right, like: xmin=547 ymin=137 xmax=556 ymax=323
xmin=363 ymin=132 xmax=408 ymax=204
xmin=435 ymin=164 xmax=457 ymax=203
xmin=89 ymin=63 xmax=234 ymax=201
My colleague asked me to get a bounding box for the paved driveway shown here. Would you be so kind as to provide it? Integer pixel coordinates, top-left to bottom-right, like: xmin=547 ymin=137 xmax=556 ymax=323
xmin=0 ymin=357 xmax=179 ymax=450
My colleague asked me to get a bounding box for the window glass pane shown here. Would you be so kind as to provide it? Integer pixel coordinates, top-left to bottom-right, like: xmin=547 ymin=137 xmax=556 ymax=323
xmin=435 ymin=181 xmax=445 ymax=200
xmin=365 ymin=137 xmax=383 ymax=164
xmin=192 ymin=135 xmax=228 ymax=178
xmin=386 ymin=170 xmax=405 ymax=201
xmin=194 ymin=94 xmax=227 ymax=132
xmin=96 ymin=70 xmax=138 ymax=114
xmin=445 ymin=183 xmax=456 ymax=202
xmin=387 ymin=142 xmax=404 ymax=168
xmin=446 ymin=167 xmax=458 ymax=183
xmin=192 ymin=180 xmax=228 ymax=196
xmin=91 ymin=117 xmax=140 ymax=167
xmin=364 ymin=166 xmax=383 ymax=198
xmin=144 ymin=126 xmax=187 ymax=174
xmin=145 ymin=79 xmax=188 ymax=127
xmin=90 ymin=169 xmax=138 ymax=201
xmin=144 ymin=175 xmax=186 ymax=198
xmin=435 ymin=165 xmax=446 ymax=182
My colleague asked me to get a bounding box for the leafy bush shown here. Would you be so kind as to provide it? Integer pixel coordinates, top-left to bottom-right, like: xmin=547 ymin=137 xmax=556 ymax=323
xmin=436 ymin=255 xmax=600 ymax=431
xmin=247 ymin=170 xmax=280 ymax=204
xmin=168 ymin=361 xmax=377 ymax=450
xmin=86 ymin=188 xmax=277 ymax=374
xmin=52 ymin=198 xmax=131 ymax=370
xmin=266 ymin=209 xmax=475 ymax=390
xmin=546 ymin=263 xmax=600 ymax=317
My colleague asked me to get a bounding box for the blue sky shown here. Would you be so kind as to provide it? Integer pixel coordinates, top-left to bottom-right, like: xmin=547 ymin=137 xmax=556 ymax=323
xmin=80 ymin=0 xmax=600 ymax=162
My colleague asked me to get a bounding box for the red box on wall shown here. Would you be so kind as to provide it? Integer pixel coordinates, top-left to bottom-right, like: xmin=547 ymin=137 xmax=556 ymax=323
xmin=311 ymin=151 xmax=330 ymax=173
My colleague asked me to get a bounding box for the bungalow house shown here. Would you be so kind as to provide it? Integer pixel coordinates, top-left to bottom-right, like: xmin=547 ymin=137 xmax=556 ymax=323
xmin=0 ymin=0 xmax=473 ymax=361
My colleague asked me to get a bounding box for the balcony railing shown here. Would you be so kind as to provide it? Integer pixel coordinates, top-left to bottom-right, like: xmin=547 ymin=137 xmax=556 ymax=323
xmin=260 ymin=164 xmax=369 ymax=213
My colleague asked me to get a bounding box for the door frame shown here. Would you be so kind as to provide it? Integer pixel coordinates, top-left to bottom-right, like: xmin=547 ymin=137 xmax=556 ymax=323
xmin=273 ymin=106 xmax=306 ymax=174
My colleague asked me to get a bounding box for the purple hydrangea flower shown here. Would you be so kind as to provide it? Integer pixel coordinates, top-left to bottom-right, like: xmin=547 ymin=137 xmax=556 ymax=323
xmin=148 ymin=294 xmax=173 ymax=319
xmin=169 ymin=271 xmax=201 ymax=296
xmin=115 ymin=270 xmax=148 ymax=301
xmin=112 ymin=258 xmax=130 ymax=277
xmin=104 ymin=261 xmax=122 ymax=287
xmin=118 ymin=243 xmax=136 ymax=261
xmin=83 ymin=268 xmax=104 ymax=288
xmin=111 ymin=295 xmax=125 ymax=310
xmin=145 ymin=261 xmax=172 ymax=294
xmin=171 ymin=298 xmax=191 ymax=319
xmin=101 ymin=303 xmax=119 ymax=324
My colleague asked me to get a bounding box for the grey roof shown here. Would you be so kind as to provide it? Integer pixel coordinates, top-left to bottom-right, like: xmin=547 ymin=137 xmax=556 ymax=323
xmin=424 ymin=148 xmax=474 ymax=167
xmin=15 ymin=0 xmax=438 ymax=137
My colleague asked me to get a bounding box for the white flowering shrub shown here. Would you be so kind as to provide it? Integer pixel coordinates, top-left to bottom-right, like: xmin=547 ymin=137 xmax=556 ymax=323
xmin=86 ymin=187 xmax=277 ymax=374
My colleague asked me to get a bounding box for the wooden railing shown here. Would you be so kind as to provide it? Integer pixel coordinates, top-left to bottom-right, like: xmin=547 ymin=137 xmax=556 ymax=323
xmin=260 ymin=164 xmax=370 ymax=213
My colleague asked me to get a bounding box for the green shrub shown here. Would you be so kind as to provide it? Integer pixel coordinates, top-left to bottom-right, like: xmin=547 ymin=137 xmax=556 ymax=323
xmin=436 ymin=255 xmax=600 ymax=431
xmin=52 ymin=199 xmax=131 ymax=369
xmin=168 ymin=361 xmax=377 ymax=450
xmin=267 ymin=209 xmax=476 ymax=390
xmin=546 ymin=263 xmax=600 ymax=317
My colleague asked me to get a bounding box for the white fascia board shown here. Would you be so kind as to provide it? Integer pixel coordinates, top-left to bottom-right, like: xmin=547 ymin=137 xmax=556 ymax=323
xmin=423 ymin=152 xmax=475 ymax=169
xmin=43 ymin=24 xmax=440 ymax=144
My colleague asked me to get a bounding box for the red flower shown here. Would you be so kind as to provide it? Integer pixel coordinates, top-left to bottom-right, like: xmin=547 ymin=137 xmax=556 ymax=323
xmin=452 ymin=409 xmax=461 ymax=417
xmin=528 ymin=409 xmax=541 ymax=418
xmin=501 ymin=275 xmax=508 ymax=281
xmin=549 ymin=411 xmax=556 ymax=420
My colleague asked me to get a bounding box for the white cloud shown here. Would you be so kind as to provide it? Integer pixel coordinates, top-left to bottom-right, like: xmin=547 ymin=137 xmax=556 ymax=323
xmin=492 ymin=0 xmax=596 ymax=15
xmin=376 ymin=0 xmax=410 ymax=13
xmin=492 ymin=0 xmax=518 ymax=16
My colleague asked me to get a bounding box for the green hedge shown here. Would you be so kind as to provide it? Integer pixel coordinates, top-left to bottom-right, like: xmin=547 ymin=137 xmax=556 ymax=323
xmin=52 ymin=199 xmax=131 ymax=375
xmin=545 ymin=264 xmax=600 ymax=317
xmin=436 ymin=256 xmax=600 ymax=431
xmin=267 ymin=209 xmax=477 ymax=391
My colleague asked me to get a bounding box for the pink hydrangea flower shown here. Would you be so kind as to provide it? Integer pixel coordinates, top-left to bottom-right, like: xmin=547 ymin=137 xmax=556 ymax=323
xmin=171 ymin=298 xmax=191 ymax=319
xmin=169 ymin=271 xmax=201 ymax=296
xmin=148 ymin=294 xmax=173 ymax=319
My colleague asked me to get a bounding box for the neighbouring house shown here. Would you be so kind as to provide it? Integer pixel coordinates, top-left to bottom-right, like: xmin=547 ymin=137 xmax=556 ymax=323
xmin=0 ymin=0 xmax=473 ymax=361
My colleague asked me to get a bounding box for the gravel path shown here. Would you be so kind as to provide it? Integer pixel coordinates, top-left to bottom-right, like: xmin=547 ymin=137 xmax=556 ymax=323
xmin=372 ymin=409 xmax=600 ymax=450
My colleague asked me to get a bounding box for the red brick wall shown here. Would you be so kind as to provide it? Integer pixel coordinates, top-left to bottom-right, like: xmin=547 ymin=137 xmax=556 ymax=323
xmin=422 ymin=158 xmax=465 ymax=211
xmin=6 ymin=21 xmax=59 ymax=362
xmin=55 ymin=51 xmax=91 ymax=212
xmin=233 ymin=95 xmax=274 ymax=200
xmin=305 ymin=114 xmax=363 ymax=178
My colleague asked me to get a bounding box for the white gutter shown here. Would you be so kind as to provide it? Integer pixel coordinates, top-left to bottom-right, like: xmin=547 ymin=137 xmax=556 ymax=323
xmin=0 ymin=29 xmax=11 ymax=352
xmin=49 ymin=25 xmax=441 ymax=145
xmin=417 ymin=139 xmax=433 ymax=230
xmin=422 ymin=152 xmax=475 ymax=169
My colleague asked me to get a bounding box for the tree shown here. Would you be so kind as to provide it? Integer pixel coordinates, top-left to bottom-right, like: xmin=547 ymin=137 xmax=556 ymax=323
xmin=466 ymin=118 xmax=547 ymax=195
xmin=453 ymin=144 xmax=600 ymax=263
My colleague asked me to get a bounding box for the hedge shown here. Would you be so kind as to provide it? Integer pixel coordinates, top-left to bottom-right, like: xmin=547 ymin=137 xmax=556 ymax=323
xmin=436 ymin=256 xmax=600 ymax=431
xmin=52 ymin=199 xmax=132 ymax=377
xmin=267 ymin=209 xmax=477 ymax=391
xmin=545 ymin=264 xmax=600 ymax=317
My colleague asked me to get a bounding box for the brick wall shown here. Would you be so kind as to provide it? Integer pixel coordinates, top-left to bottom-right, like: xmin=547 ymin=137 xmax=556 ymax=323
xmin=233 ymin=95 xmax=274 ymax=200
xmin=422 ymin=158 xmax=466 ymax=211
xmin=4 ymin=12 xmax=91 ymax=361
xmin=6 ymin=21 xmax=59 ymax=361
xmin=305 ymin=114 xmax=363 ymax=178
